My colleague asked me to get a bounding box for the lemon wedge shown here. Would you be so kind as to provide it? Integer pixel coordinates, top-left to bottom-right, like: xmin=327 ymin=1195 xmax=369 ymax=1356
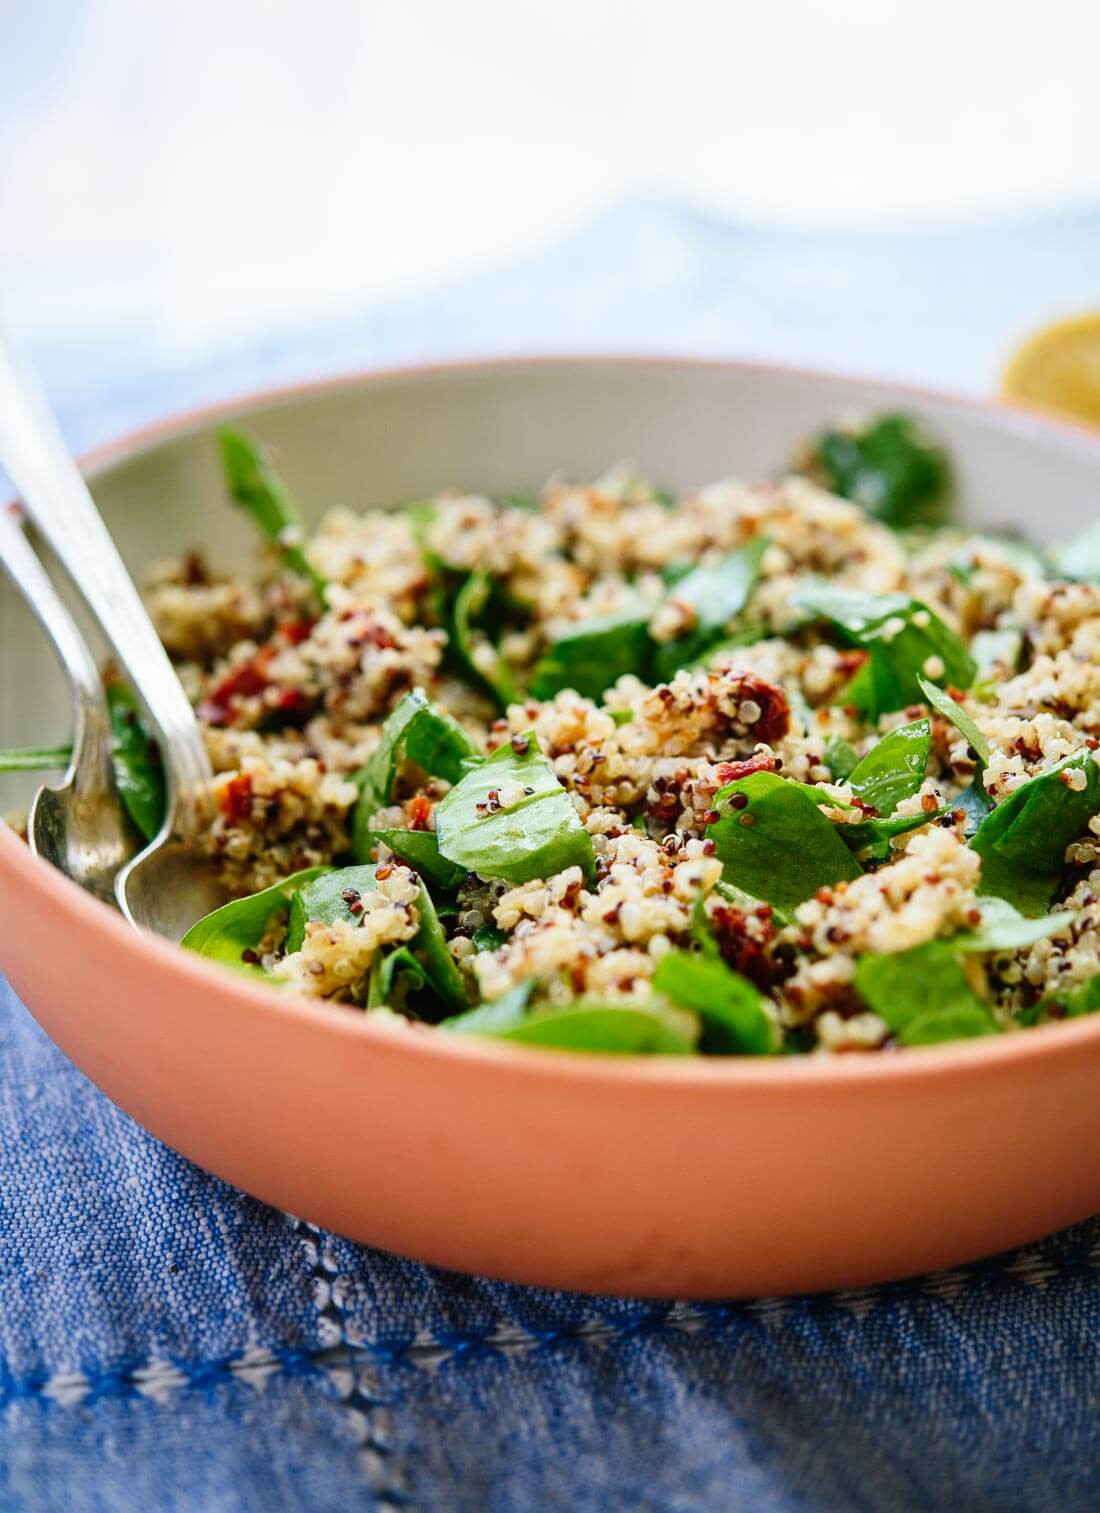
xmin=1001 ymin=312 xmax=1100 ymax=427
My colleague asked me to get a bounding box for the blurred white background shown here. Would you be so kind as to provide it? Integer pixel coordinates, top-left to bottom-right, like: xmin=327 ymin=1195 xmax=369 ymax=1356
xmin=2 ymin=0 xmax=1100 ymax=415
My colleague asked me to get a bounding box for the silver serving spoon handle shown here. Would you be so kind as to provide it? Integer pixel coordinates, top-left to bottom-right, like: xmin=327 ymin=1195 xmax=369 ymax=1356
xmin=0 ymin=328 xmax=227 ymax=936
xmin=0 ymin=503 xmax=139 ymax=904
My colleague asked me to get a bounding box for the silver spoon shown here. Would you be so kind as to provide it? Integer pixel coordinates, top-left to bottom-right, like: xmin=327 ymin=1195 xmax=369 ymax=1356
xmin=0 ymin=329 xmax=227 ymax=938
xmin=0 ymin=502 xmax=139 ymax=904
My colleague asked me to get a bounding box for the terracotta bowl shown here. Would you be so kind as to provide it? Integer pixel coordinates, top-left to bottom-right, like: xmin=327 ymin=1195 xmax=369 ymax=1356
xmin=4 ymin=357 xmax=1100 ymax=1299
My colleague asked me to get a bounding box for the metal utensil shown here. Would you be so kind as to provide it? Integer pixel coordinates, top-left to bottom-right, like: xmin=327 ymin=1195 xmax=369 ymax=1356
xmin=0 ymin=329 xmax=226 ymax=937
xmin=0 ymin=503 xmax=139 ymax=904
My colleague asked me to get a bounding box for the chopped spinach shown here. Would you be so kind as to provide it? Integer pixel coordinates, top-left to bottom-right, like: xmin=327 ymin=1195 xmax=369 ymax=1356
xmin=530 ymin=606 xmax=651 ymax=701
xmin=353 ymin=688 xmax=480 ymax=819
xmin=652 ymin=950 xmax=775 ymax=1055
xmin=954 ymin=897 xmax=1075 ymax=953
xmin=652 ymin=538 xmax=768 ymax=680
xmin=181 ymin=866 xmax=330 ymax=975
xmin=839 ymin=807 xmax=950 ymax=864
xmin=971 ymin=750 xmax=1100 ymax=915
xmin=360 ymin=827 xmax=467 ymax=892
xmin=105 ymin=680 xmax=167 ymax=842
xmin=0 ymin=745 xmax=72 ymax=772
xmin=218 ymin=428 xmax=326 ymax=598
xmin=1020 ymin=973 xmax=1100 ymax=1025
xmin=806 ymin=413 xmax=950 ymax=529
xmin=288 ymin=862 xmax=466 ymax=1014
xmin=706 ymin=771 xmax=861 ymax=909
xmin=452 ymin=569 xmax=520 ymax=709
xmin=791 ymin=585 xmax=975 ymax=718
xmin=434 ymin=733 xmax=595 ymax=885
xmin=854 ymin=941 xmax=997 ymax=1044
xmin=846 ymin=719 xmax=930 ymax=816
xmin=443 ymin=993 xmax=696 ymax=1054
xmin=823 ymin=736 xmax=859 ymax=782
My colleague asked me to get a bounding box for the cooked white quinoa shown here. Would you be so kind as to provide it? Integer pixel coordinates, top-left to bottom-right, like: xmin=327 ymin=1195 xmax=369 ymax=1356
xmin=138 ymin=451 xmax=1100 ymax=1054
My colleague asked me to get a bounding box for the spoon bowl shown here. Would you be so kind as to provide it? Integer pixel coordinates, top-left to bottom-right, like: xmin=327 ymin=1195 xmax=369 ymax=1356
xmin=0 ymin=504 xmax=139 ymax=905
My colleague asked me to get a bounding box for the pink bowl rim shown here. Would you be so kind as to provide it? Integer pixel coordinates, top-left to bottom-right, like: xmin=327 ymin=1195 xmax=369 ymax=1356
xmin=6 ymin=349 xmax=1100 ymax=1091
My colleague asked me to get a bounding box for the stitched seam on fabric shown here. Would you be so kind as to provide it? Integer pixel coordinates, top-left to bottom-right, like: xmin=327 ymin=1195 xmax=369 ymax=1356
xmin=290 ymin=1216 xmax=409 ymax=1507
xmin=2 ymin=1235 xmax=1098 ymax=1413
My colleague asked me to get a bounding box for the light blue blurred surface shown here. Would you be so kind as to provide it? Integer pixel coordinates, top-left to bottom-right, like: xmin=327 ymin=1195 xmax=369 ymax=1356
xmin=3 ymin=200 xmax=1100 ymax=1511
xmin=25 ymin=197 xmax=1100 ymax=457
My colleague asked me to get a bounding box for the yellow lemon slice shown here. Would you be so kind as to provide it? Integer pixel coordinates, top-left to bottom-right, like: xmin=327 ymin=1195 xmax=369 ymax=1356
xmin=1002 ymin=312 xmax=1100 ymax=427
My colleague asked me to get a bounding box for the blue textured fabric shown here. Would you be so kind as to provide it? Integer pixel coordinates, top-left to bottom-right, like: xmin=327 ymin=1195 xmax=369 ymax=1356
xmin=4 ymin=200 xmax=1100 ymax=1509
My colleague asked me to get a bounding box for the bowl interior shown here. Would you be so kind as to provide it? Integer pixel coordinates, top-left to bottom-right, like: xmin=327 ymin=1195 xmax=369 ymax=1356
xmin=3 ymin=357 xmax=1099 ymax=818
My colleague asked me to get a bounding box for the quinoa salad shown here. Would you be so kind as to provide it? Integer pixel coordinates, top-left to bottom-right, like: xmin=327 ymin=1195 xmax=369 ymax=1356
xmin=9 ymin=412 xmax=1100 ymax=1057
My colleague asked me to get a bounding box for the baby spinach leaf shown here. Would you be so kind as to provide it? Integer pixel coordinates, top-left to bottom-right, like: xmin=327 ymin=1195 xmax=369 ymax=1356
xmin=106 ymin=680 xmax=167 ymax=842
xmin=652 ymin=951 xmax=775 ymax=1055
xmin=361 ymin=828 xmax=467 ymax=892
xmin=366 ymin=946 xmax=427 ymax=1013
xmin=434 ymin=733 xmax=595 ymax=885
xmin=653 ymin=538 xmax=768 ymax=680
xmin=452 ymin=569 xmax=519 ymax=710
xmin=218 ymin=428 xmax=326 ymax=598
xmin=285 ymin=864 xmax=382 ymax=950
xmin=181 ymin=866 xmax=331 ymax=975
xmin=971 ymin=750 xmax=1100 ymax=915
xmin=441 ymin=980 xmax=535 ymax=1034
xmin=839 ymin=807 xmax=949 ymax=863
xmin=530 ymin=607 xmax=651 ymax=701
xmin=1021 ymin=973 xmax=1100 ymax=1025
xmin=823 ymin=736 xmax=859 ymax=782
xmin=846 ymin=719 xmax=930 ymax=816
xmin=444 ymin=993 xmax=696 ymax=1054
xmin=354 ymin=688 xmax=480 ymax=819
xmin=806 ymin=413 xmax=950 ymax=528
xmin=288 ymin=862 xmax=467 ymax=1014
xmin=953 ymin=897 xmax=1075 ymax=953
xmin=917 ymin=676 xmax=990 ymax=764
xmin=706 ymin=771 xmax=861 ymax=910
xmin=854 ymin=941 xmax=997 ymax=1045
xmin=791 ymin=585 xmax=975 ymax=718
xmin=0 ymin=745 xmax=72 ymax=772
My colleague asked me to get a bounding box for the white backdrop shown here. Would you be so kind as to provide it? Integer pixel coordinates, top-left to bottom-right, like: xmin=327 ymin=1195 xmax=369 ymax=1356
xmin=3 ymin=0 xmax=1100 ymax=360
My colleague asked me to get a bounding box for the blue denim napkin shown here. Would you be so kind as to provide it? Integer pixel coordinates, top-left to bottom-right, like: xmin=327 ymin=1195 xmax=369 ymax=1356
xmin=4 ymin=199 xmax=1100 ymax=1510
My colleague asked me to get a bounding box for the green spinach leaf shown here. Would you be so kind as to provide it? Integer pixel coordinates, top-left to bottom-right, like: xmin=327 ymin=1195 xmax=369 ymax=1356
xmin=288 ymin=862 xmax=467 ymax=1013
xmin=367 ymin=946 xmax=427 ymax=1013
xmin=530 ymin=607 xmax=651 ymax=701
xmin=839 ymin=806 xmax=949 ymax=863
xmin=181 ymin=866 xmax=330 ymax=975
xmin=971 ymin=750 xmax=1100 ymax=915
xmin=353 ymin=688 xmax=480 ymax=820
xmin=917 ymin=676 xmax=990 ymax=763
xmin=443 ymin=992 xmax=696 ymax=1054
xmin=106 ymin=680 xmax=167 ymax=841
xmin=218 ymin=428 xmax=326 ymax=598
xmin=854 ymin=941 xmax=997 ymax=1044
xmin=452 ymin=569 xmax=519 ymax=709
xmin=805 ymin=413 xmax=950 ymax=528
xmin=652 ymin=950 xmax=775 ymax=1055
xmin=846 ymin=719 xmax=930 ymax=816
xmin=1020 ymin=973 xmax=1100 ymax=1025
xmin=652 ymin=538 xmax=768 ymax=680
xmin=823 ymin=736 xmax=859 ymax=782
xmin=361 ymin=827 xmax=467 ymax=891
xmin=0 ymin=745 xmax=72 ymax=772
xmin=791 ymin=585 xmax=975 ymax=718
xmin=434 ymin=733 xmax=595 ymax=884
xmin=706 ymin=771 xmax=861 ymax=909
xmin=953 ymin=896 xmax=1075 ymax=953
